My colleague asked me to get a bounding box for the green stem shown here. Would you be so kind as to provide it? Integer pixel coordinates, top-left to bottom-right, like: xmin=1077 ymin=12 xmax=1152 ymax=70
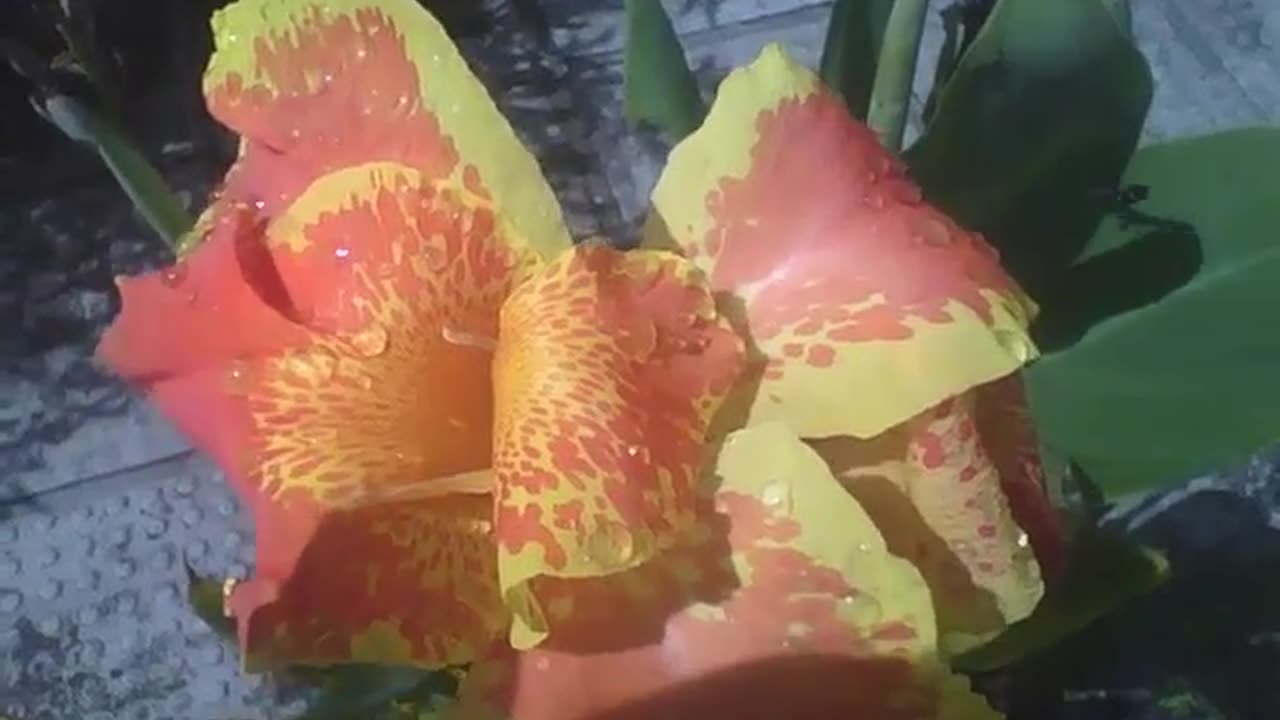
xmin=865 ymin=0 xmax=930 ymax=153
xmin=42 ymin=95 xmax=194 ymax=250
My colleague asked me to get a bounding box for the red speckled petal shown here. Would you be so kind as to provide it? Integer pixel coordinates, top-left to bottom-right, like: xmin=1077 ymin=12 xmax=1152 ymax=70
xmin=975 ymin=375 xmax=1066 ymax=582
xmin=228 ymin=494 xmax=507 ymax=669
xmin=646 ymin=44 xmax=1037 ymax=440
xmin=491 ymin=244 xmax=745 ymax=648
xmin=203 ymin=0 xmax=569 ymax=260
xmin=446 ymin=424 xmax=1001 ymax=720
xmin=811 ymin=380 xmax=1051 ymax=655
xmin=101 ymin=168 xmax=534 ymax=668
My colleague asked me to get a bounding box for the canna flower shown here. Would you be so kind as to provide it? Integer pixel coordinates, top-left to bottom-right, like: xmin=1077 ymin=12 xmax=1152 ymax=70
xmin=98 ymin=0 xmax=1064 ymax=717
xmin=98 ymin=0 xmax=744 ymax=666
xmin=444 ymin=44 xmax=1066 ymax=718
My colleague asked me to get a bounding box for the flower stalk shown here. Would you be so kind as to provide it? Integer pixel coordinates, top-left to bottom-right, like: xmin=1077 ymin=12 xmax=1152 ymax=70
xmin=866 ymin=0 xmax=930 ymax=153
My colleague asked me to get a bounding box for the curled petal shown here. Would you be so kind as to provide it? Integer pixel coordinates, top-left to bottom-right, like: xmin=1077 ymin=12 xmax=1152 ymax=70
xmin=812 ymin=380 xmax=1050 ymax=654
xmin=203 ymin=0 xmax=569 ymax=260
xmin=229 ymin=494 xmax=508 ymax=669
xmin=101 ymin=168 xmax=532 ymax=667
xmin=492 ymin=244 xmax=745 ymax=648
xmin=449 ymin=424 xmax=998 ymax=720
xmin=646 ymin=44 xmax=1037 ymax=439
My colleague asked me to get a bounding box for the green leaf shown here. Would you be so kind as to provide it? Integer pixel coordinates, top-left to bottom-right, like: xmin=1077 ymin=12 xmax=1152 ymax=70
xmin=185 ymin=563 xmax=236 ymax=640
xmin=904 ymin=0 xmax=1153 ymax=299
xmin=818 ymin=0 xmax=894 ymax=120
xmin=1025 ymin=129 xmax=1280 ymax=496
xmin=39 ymin=93 xmax=194 ymax=248
xmin=622 ymin=0 xmax=705 ymax=140
xmin=920 ymin=0 xmax=994 ymax=124
xmin=954 ymin=525 xmax=1168 ymax=672
xmin=295 ymin=664 xmax=459 ymax=720
xmin=1100 ymin=0 xmax=1134 ymax=37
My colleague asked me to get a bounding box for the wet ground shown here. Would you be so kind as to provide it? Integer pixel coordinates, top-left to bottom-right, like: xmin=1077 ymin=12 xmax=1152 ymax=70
xmin=2 ymin=1 xmax=1280 ymax=718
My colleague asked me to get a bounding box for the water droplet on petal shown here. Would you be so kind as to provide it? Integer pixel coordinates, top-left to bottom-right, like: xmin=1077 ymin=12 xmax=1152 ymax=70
xmin=161 ymin=263 xmax=187 ymax=287
xmin=226 ymin=362 xmax=252 ymax=392
xmin=346 ymin=323 xmax=389 ymax=358
xmin=840 ymin=591 xmax=883 ymax=623
xmin=863 ymin=190 xmax=886 ymax=210
xmin=334 ymin=246 xmax=352 ymax=260
xmin=761 ymin=481 xmax=790 ymax=513
xmin=913 ymin=216 xmax=953 ymax=248
xmin=994 ymin=328 xmax=1035 ymax=364
xmin=585 ymin=522 xmax=636 ymax=569
xmin=1017 ymin=532 xmax=1029 ymax=548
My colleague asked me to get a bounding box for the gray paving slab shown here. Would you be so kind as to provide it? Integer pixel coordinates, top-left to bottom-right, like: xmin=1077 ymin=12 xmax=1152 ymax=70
xmin=3 ymin=1 xmax=1280 ymax=718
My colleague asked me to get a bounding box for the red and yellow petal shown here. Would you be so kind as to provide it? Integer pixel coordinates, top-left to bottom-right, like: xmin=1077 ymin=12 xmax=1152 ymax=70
xmin=228 ymin=493 xmax=508 ymax=669
xmin=645 ymin=43 xmax=1037 ymax=440
xmin=447 ymin=424 xmax=1000 ymax=720
xmin=491 ymin=244 xmax=745 ymax=648
xmin=101 ymin=167 xmax=534 ymax=666
xmin=811 ymin=379 xmax=1052 ymax=655
xmin=202 ymin=0 xmax=569 ymax=261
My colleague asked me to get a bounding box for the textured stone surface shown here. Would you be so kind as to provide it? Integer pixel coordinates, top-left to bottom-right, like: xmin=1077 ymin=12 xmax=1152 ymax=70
xmin=3 ymin=1 xmax=1279 ymax=718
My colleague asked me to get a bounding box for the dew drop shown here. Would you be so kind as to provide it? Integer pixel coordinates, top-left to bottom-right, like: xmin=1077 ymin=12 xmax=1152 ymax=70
xmin=761 ymin=480 xmax=790 ymax=512
xmin=624 ymin=445 xmax=650 ymax=464
xmin=912 ymin=216 xmax=952 ymax=248
xmin=161 ymin=263 xmax=187 ymax=287
xmin=356 ymin=47 xmax=368 ymax=60
xmin=346 ymin=323 xmax=390 ymax=358
xmin=863 ymin=190 xmax=886 ymax=210
xmin=1016 ymin=532 xmax=1029 ymax=548
xmin=585 ymin=522 xmax=636 ymax=569
xmin=334 ymin=246 xmax=352 ymax=260
xmin=994 ymin=328 xmax=1035 ymax=364
xmin=840 ymin=591 xmax=883 ymax=623
xmin=226 ymin=361 xmax=252 ymax=393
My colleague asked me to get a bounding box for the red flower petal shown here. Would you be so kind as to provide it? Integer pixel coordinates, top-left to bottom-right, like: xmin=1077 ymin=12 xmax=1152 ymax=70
xmin=491 ymin=244 xmax=745 ymax=647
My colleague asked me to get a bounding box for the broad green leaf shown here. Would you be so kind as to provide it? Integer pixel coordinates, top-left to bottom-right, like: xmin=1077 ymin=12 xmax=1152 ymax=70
xmin=622 ymin=0 xmax=705 ymax=140
xmin=185 ymin=563 xmax=235 ymax=640
xmin=920 ymin=0 xmax=994 ymax=124
xmin=1025 ymin=129 xmax=1280 ymax=496
xmin=904 ymin=0 xmax=1153 ymax=299
xmin=954 ymin=525 xmax=1168 ymax=672
xmin=818 ymin=0 xmax=894 ymax=119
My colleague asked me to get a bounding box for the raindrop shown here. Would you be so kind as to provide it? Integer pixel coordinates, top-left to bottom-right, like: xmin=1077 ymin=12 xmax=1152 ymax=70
xmin=624 ymin=445 xmax=650 ymax=464
xmin=346 ymin=323 xmax=390 ymax=358
xmin=862 ymin=190 xmax=886 ymax=210
xmin=994 ymin=328 xmax=1035 ymax=364
xmin=912 ymin=216 xmax=952 ymax=249
xmin=226 ymin=362 xmax=252 ymax=393
xmin=761 ymin=480 xmax=790 ymax=512
xmin=585 ymin=522 xmax=636 ymax=569
xmin=334 ymin=246 xmax=352 ymax=260
xmin=840 ymin=591 xmax=883 ymax=623
xmin=1016 ymin=532 xmax=1029 ymax=548
xmin=356 ymin=47 xmax=368 ymax=60
xmin=161 ymin=263 xmax=188 ymax=287
xmin=253 ymin=199 xmax=266 ymax=209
